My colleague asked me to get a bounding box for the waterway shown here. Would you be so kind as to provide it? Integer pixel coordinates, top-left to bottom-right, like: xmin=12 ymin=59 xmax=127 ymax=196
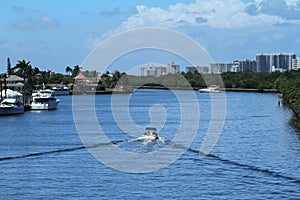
xmin=0 ymin=90 xmax=299 ymax=199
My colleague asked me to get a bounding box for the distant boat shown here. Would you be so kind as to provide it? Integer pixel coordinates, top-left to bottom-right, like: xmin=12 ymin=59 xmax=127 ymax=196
xmin=132 ymin=127 xmax=165 ymax=143
xmin=0 ymin=89 xmax=24 ymax=115
xmin=31 ymin=89 xmax=59 ymax=110
xmin=52 ymin=86 xmax=70 ymax=96
xmin=199 ymin=85 xmax=221 ymax=93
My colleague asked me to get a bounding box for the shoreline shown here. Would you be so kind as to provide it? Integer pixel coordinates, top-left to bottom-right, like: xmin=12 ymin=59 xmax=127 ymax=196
xmin=136 ymin=86 xmax=280 ymax=93
xmin=222 ymin=88 xmax=279 ymax=93
xmin=69 ymin=87 xmax=279 ymax=95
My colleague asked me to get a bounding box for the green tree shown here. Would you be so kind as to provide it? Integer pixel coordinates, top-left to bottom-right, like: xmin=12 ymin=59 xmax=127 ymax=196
xmin=48 ymin=73 xmax=65 ymax=84
xmin=72 ymin=65 xmax=82 ymax=77
xmin=12 ymin=60 xmax=31 ymax=77
xmin=12 ymin=59 xmax=34 ymax=94
xmin=65 ymin=66 xmax=72 ymax=76
xmin=110 ymin=71 xmax=122 ymax=88
xmin=100 ymin=73 xmax=111 ymax=88
xmin=32 ymin=67 xmax=40 ymax=76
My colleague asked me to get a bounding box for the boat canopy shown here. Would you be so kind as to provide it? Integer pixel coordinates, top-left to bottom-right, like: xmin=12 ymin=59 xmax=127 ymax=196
xmin=1 ymin=98 xmax=18 ymax=104
xmin=145 ymin=127 xmax=157 ymax=131
xmin=1 ymin=89 xmax=22 ymax=98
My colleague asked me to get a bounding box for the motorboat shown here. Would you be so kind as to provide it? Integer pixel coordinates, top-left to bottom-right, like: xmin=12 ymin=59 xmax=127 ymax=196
xmin=142 ymin=127 xmax=159 ymax=140
xmin=199 ymin=85 xmax=221 ymax=93
xmin=133 ymin=127 xmax=165 ymax=143
xmin=0 ymin=98 xmax=24 ymax=115
xmin=52 ymin=86 xmax=70 ymax=96
xmin=31 ymin=89 xmax=59 ymax=110
xmin=0 ymin=89 xmax=24 ymax=115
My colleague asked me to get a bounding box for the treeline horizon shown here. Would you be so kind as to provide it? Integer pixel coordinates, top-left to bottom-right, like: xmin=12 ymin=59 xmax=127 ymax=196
xmin=186 ymin=70 xmax=300 ymax=117
xmin=1 ymin=59 xmax=300 ymax=117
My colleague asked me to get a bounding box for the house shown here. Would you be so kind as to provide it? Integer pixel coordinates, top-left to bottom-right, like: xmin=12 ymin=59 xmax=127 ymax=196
xmin=1 ymin=75 xmax=24 ymax=90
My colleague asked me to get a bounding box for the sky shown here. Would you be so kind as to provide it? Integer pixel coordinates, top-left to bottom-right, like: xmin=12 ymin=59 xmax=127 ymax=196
xmin=1 ymin=0 xmax=300 ymax=73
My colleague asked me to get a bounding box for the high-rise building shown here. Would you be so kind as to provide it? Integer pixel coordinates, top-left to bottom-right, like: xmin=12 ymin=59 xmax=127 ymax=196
xmin=238 ymin=60 xmax=257 ymax=72
xmin=186 ymin=66 xmax=209 ymax=74
xmin=196 ymin=66 xmax=209 ymax=74
xmin=256 ymin=54 xmax=272 ymax=72
xmin=209 ymin=63 xmax=233 ymax=73
xmin=141 ymin=64 xmax=167 ymax=76
xmin=167 ymin=61 xmax=180 ymax=74
xmin=186 ymin=67 xmax=197 ymax=73
xmin=292 ymin=57 xmax=300 ymax=70
xmin=256 ymin=53 xmax=296 ymax=72
xmin=208 ymin=60 xmax=257 ymax=73
xmin=141 ymin=62 xmax=180 ymax=76
xmin=141 ymin=65 xmax=156 ymax=76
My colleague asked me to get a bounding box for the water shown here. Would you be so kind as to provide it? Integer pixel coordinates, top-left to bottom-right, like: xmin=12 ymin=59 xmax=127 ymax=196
xmin=0 ymin=90 xmax=299 ymax=199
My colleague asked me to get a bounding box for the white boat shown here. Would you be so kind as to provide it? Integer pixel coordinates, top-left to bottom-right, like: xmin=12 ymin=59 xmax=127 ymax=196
xmin=0 ymin=90 xmax=24 ymax=115
xmin=134 ymin=127 xmax=165 ymax=143
xmin=31 ymin=89 xmax=59 ymax=110
xmin=52 ymin=86 xmax=70 ymax=96
xmin=199 ymin=85 xmax=221 ymax=93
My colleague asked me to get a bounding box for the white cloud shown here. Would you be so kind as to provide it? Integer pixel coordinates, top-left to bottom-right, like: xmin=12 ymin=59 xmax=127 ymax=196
xmin=247 ymin=0 xmax=300 ymax=19
xmin=104 ymin=0 xmax=300 ymax=37
xmin=284 ymin=0 xmax=300 ymax=7
xmin=12 ymin=10 xmax=59 ymax=31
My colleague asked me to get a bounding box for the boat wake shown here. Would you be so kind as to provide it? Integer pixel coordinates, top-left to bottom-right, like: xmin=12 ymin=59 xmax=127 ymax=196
xmin=128 ymin=136 xmax=165 ymax=145
xmin=0 ymin=139 xmax=299 ymax=184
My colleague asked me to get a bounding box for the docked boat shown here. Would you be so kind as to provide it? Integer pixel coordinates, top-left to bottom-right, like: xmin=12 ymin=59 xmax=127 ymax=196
xmin=31 ymin=89 xmax=59 ymax=110
xmin=199 ymin=85 xmax=221 ymax=93
xmin=52 ymin=86 xmax=70 ymax=96
xmin=0 ymin=90 xmax=24 ymax=115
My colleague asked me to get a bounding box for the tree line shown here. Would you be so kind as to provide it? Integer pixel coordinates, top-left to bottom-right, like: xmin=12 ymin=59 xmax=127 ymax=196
xmin=276 ymin=70 xmax=300 ymax=117
xmin=181 ymin=71 xmax=282 ymax=90
xmin=2 ymin=58 xmax=300 ymax=116
xmin=1 ymin=59 xmax=75 ymax=87
xmin=182 ymin=70 xmax=300 ymax=117
xmin=0 ymin=58 xmax=128 ymax=92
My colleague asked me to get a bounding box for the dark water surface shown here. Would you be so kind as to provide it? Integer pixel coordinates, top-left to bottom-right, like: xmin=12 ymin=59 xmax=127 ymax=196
xmin=0 ymin=90 xmax=299 ymax=199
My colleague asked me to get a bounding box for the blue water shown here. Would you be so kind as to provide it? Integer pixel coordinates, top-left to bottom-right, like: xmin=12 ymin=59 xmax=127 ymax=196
xmin=0 ymin=90 xmax=299 ymax=199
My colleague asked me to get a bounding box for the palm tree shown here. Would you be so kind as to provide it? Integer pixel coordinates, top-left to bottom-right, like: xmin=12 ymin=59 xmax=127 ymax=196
xmin=7 ymin=58 xmax=12 ymax=75
xmin=72 ymin=65 xmax=82 ymax=77
xmin=33 ymin=67 xmax=40 ymax=76
xmin=12 ymin=59 xmax=34 ymax=96
xmin=12 ymin=60 xmax=32 ymax=78
xmin=111 ymin=70 xmax=121 ymax=88
xmin=65 ymin=66 xmax=72 ymax=76
xmin=100 ymin=73 xmax=111 ymax=88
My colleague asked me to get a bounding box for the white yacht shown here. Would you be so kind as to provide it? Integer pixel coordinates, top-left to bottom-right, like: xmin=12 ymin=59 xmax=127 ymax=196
xmin=199 ymin=85 xmax=221 ymax=93
xmin=52 ymin=86 xmax=70 ymax=96
xmin=31 ymin=89 xmax=59 ymax=110
xmin=0 ymin=90 xmax=24 ymax=115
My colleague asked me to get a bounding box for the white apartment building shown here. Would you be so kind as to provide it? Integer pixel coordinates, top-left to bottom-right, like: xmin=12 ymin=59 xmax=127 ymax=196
xmin=141 ymin=62 xmax=180 ymax=77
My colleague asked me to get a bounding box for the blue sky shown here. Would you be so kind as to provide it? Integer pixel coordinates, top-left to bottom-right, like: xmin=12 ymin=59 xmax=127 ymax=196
xmin=1 ymin=0 xmax=300 ymax=73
